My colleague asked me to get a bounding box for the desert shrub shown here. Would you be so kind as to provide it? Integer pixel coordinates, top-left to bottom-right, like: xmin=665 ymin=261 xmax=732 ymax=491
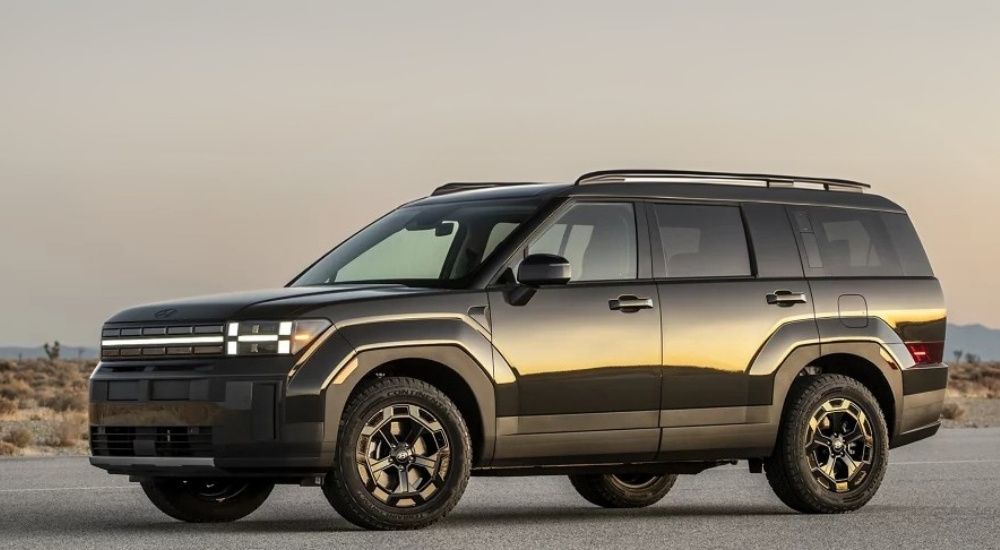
xmin=0 ymin=397 xmax=17 ymax=416
xmin=40 ymin=392 xmax=87 ymax=413
xmin=0 ymin=441 xmax=17 ymax=456
xmin=984 ymin=378 xmax=1000 ymax=399
xmin=54 ymin=418 xmax=86 ymax=447
xmin=941 ymin=401 xmax=966 ymax=420
xmin=0 ymin=380 xmax=33 ymax=401
xmin=2 ymin=427 xmax=33 ymax=448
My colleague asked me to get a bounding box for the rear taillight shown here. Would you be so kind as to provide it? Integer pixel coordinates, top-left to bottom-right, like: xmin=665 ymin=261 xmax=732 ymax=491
xmin=906 ymin=342 xmax=944 ymax=365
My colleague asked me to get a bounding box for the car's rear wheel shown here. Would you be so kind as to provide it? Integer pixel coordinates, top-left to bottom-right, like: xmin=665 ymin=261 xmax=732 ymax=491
xmin=139 ymin=478 xmax=273 ymax=522
xmin=765 ymin=373 xmax=888 ymax=514
xmin=322 ymin=376 xmax=472 ymax=530
xmin=569 ymin=473 xmax=678 ymax=508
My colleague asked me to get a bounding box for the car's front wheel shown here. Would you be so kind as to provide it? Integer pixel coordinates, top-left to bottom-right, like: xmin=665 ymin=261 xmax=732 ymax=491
xmin=140 ymin=479 xmax=274 ymax=522
xmin=569 ymin=473 xmax=678 ymax=508
xmin=764 ymin=373 xmax=889 ymax=514
xmin=322 ymin=376 xmax=472 ymax=530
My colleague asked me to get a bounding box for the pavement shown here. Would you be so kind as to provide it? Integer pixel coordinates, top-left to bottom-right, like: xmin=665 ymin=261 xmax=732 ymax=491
xmin=1 ymin=428 xmax=998 ymax=550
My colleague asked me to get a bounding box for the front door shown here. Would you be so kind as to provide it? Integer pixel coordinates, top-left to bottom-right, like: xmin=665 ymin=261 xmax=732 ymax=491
xmin=488 ymin=201 xmax=662 ymax=462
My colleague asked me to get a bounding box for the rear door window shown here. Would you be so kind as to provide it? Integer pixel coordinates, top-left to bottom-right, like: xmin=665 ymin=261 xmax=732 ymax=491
xmin=650 ymin=204 xmax=752 ymax=278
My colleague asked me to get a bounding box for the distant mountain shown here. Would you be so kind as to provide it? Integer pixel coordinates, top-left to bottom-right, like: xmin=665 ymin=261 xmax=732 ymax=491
xmin=946 ymin=324 xmax=1000 ymax=362
xmin=0 ymin=346 xmax=99 ymax=360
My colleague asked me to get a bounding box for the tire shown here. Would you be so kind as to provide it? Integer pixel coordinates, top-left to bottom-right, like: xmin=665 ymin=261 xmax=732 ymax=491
xmin=569 ymin=473 xmax=678 ymax=508
xmin=140 ymin=479 xmax=273 ymax=523
xmin=323 ymin=377 xmax=472 ymax=530
xmin=764 ymin=373 xmax=889 ymax=514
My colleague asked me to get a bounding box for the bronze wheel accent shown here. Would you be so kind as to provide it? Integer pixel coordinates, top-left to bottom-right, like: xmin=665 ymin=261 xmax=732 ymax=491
xmin=805 ymin=397 xmax=875 ymax=493
xmin=181 ymin=480 xmax=249 ymax=502
xmin=609 ymin=474 xmax=660 ymax=490
xmin=356 ymin=403 xmax=451 ymax=508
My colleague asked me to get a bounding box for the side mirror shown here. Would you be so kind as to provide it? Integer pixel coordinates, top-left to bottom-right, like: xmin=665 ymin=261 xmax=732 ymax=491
xmin=517 ymin=254 xmax=572 ymax=286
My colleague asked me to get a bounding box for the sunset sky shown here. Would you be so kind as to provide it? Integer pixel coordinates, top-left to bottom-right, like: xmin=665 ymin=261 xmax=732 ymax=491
xmin=2 ymin=1 xmax=999 ymax=345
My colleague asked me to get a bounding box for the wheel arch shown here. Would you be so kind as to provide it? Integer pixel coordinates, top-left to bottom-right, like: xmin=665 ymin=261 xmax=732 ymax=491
xmin=769 ymin=342 xmax=903 ymax=442
xmin=323 ymin=345 xmax=498 ymax=467
xmin=352 ymin=356 xmax=487 ymax=466
xmin=809 ymin=352 xmax=897 ymax=439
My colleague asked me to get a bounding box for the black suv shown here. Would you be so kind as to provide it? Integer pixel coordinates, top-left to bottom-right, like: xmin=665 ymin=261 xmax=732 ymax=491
xmin=90 ymin=170 xmax=948 ymax=530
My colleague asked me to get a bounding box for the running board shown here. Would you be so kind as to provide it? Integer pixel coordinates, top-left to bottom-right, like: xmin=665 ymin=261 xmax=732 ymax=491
xmin=471 ymin=460 xmax=734 ymax=477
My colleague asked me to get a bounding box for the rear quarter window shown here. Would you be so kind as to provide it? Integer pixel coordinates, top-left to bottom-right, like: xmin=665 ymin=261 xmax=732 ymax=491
xmin=790 ymin=207 xmax=908 ymax=278
xmin=882 ymin=213 xmax=934 ymax=277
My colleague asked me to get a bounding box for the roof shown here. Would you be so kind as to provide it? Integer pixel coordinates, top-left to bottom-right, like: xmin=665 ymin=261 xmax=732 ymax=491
xmin=409 ymin=170 xmax=905 ymax=213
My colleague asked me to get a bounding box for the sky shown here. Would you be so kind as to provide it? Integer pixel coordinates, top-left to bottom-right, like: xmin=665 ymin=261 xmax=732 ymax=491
xmin=2 ymin=1 xmax=999 ymax=346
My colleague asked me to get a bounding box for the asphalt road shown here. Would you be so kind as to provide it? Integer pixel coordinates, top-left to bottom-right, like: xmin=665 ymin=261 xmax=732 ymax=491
xmin=1 ymin=429 xmax=998 ymax=550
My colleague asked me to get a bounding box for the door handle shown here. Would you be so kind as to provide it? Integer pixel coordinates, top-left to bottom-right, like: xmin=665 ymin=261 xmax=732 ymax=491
xmin=609 ymin=296 xmax=654 ymax=312
xmin=766 ymin=290 xmax=808 ymax=307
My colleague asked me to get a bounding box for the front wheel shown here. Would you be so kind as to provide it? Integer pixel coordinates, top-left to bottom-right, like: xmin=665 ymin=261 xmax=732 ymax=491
xmin=140 ymin=479 xmax=273 ymax=523
xmin=764 ymin=374 xmax=889 ymax=514
xmin=569 ymin=473 xmax=678 ymax=508
xmin=322 ymin=377 xmax=472 ymax=530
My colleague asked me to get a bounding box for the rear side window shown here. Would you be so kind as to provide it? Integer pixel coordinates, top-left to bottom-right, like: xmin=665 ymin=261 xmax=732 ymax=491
xmin=651 ymin=204 xmax=751 ymax=278
xmin=882 ymin=213 xmax=934 ymax=276
xmin=792 ymin=207 xmax=905 ymax=277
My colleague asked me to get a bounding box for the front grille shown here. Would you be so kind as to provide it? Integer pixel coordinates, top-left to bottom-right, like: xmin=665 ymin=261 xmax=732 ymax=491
xmin=101 ymin=324 xmax=226 ymax=360
xmin=90 ymin=426 xmax=213 ymax=457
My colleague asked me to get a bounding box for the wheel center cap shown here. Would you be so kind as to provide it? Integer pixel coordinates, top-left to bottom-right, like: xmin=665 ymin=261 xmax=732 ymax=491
xmin=832 ymin=438 xmax=845 ymax=452
xmin=390 ymin=444 xmax=413 ymax=464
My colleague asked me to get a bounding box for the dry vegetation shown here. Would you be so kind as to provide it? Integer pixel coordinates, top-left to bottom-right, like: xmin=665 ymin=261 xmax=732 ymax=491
xmin=0 ymin=358 xmax=997 ymax=457
xmin=942 ymin=361 xmax=1000 ymax=427
xmin=0 ymin=359 xmax=92 ymax=456
xmin=946 ymin=361 xmax=1000 ymax=399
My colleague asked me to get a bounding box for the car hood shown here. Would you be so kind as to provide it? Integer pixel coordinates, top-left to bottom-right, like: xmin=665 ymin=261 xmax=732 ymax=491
xmin=104 ymin=285 xmax=440 ymax=324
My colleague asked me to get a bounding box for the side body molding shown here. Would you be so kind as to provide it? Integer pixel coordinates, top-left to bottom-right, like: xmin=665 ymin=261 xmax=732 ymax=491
xmin=286 ymin=316 xmax=515 ymax=466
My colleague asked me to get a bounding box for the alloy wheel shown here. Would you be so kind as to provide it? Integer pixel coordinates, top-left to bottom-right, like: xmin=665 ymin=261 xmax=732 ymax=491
xmin=609 ymin=474 xmax=660 ymax=490
xmin=181 ymin=480 xmax=248 ymax=502
xmin=356 ymin=403 xmax=451 ymax=508
xmin=805 ymin=397 xmax=876 ymax=493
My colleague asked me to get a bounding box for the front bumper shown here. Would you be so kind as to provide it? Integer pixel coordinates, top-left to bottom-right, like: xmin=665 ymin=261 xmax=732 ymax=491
xmin=891 ymin=362 xmax=949 ymax=448
xmin=89 ymin=355 xmax=332 ymax=478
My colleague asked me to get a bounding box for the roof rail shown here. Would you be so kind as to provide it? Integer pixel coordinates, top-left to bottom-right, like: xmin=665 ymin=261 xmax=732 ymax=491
xmin=431 ymin=182 xmax=544 ymax=196
xmin=575 ymin=169 xmax=870 ymax=192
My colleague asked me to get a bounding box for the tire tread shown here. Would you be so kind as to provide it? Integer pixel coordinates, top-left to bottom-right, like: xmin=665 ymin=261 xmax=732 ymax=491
xmin=569 ymin=474 xmax=677 ymax=508
xmin=764 ymin=374 xmax=889 ymax=514
xmin=322 ymin=376 xmax=472 ymax=530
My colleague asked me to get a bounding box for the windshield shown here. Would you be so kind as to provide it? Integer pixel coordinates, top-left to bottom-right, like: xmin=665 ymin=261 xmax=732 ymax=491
xmin=291 ymin=199 xmax=542 ymax=288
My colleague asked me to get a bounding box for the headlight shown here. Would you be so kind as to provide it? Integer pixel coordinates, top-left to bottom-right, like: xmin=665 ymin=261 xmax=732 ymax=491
xmin=225 ymin=319 xmax=331 ymax=356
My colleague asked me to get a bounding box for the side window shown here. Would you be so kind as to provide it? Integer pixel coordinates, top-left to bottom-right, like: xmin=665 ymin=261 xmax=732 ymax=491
xmin=652 ymin=204 xmax=751 ymax=278
xmin=527 ymin=203 xmax=637 ymax=282
xmin=882 ymin=213 xmax=933 ymax=276
xmin=793 ymin=207 xmax=903 ymax=277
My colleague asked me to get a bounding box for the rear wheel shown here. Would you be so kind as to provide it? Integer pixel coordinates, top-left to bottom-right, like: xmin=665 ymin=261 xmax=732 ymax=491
xmin=569 ymin=473 xmax=678 ymax=508
xmin=140 ymin=479 xmax=273 ymax=523
xmin=765 ymin=374 xmax=889 ymax=514
xmin=322 ymin=377 xmax=472 ymax=530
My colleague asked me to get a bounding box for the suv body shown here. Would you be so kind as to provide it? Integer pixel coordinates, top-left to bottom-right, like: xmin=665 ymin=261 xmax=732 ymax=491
xmin=90 ymin=170 xmax=948 ymax=529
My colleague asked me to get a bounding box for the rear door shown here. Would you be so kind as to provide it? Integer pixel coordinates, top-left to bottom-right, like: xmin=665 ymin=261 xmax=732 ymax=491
xmin=650 ymin=202 xmax=817 ymax=455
